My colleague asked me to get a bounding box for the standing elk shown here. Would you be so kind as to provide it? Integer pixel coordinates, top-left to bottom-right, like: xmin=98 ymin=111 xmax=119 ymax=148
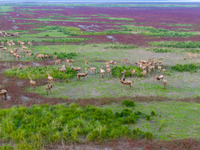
xmin=120 ymin=78 xmax=133 ymax=89
xmin=163 ymin=80 xmax=167 ymax=89
xmin=129 ymin=69 xmax=135 ymax=77
xmin=121 ymin=58 xmax=128 ymax=64
xmin=28 ymin=75 xmax=36 ymax=90
xmin=88 ymin=66 xmax=96 ymax=74
xmin=47 ymin=74 xmax=53 ymax=84
xmin=77 ymin=70 xmax=88 ymax=80
xmin=100 ymin=67 xmax=105 ymax=78
xmin=0 ymin=89 xmax=7 ymax=100
xmin=71 ymin=66 xmax=81 ymax=72
xmin=46 ymin=84 xmax=53 ymax=95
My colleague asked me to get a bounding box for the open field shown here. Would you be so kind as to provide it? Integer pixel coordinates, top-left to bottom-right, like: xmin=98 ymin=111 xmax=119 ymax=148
xmin=0 ymin=3 xmax=200 ymax=149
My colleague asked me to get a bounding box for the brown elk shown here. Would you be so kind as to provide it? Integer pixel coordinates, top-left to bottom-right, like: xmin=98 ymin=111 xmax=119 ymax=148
xmin=28 ymin=75 xmax=36 ymax=90
xmin=121 ymin=58 xmax=128 ymax=64
xmin=71 ymin=66 xmax=81 ymax=72
xmin=66 ymin=58 xmax=74 ymax=64
xmin=54 ymin=59 xmax=61 ymax=65
xmin=47 ymin=74 xmax=53 ymax=84
xmin=129 ymin=69 xmax=135 ymax=77
xmin=163 ymin=80 xmax=167 ymax=89
xmin=36 ymin=54 xmax=44 ymax=59
xmin=88 ymin=66 xmax=96 ymax=74
xmin=77 ymin=70 xmax=88 ymax=80
xmin=0 ymin=89 xmax=7 ymax=100
xmin=100 ymin=67 xmax=105 ymax=78
xmin=120 ymin=78 xmax=133 ymax=89
xmin=46 ymin=84 xmax=53 ymax=95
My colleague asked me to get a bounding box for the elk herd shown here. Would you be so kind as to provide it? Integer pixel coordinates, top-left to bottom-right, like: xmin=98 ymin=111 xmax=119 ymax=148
xmin=0 ymin=37 xmax=168 ymax=100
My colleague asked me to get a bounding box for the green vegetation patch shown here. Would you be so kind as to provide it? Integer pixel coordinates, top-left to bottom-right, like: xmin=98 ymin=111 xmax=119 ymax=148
xmin=100 ymin=17 xmax=134 ymax=21
xmin=149 ymin=41 xmax=200 ymax=48
xmin=168 ymin=24 xmax=193 ymax=27
xmin=54 ymin=52 xmax=77 ymax=59
xmin=0 ymin=6 xmax=13 ymax=12
xmin=184 ymin=49 xmax=200 ymax=53
xmin=152 ymin=48 xmax=172 ymax=53
xmin=4 ymin=66 xmax=76 ymax=80
xmin=120 ymin=25 xmax=199 ymax=37
xmin=0 ymin=103 xmax=154 ymax=149
xmin=105 ymin=44 xmax=137 ymax=49
xmin=112 ymin=66 xmax=142 ymax=78
xmin=171 ymin=64 xmax=200 ymax=72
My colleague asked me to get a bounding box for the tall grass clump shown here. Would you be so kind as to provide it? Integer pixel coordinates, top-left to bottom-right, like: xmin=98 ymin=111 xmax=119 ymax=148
xmin=171 ymin=64 xmax=200 ymax=72
xmin=4 ymin=65 xmax=76 ymax=80
xmin=54 ymin=52 xmax=77 ymax=59
xmin=112 ymin=66 xmax=142 ymax=78
xmin=0 ymin=103 xmax=154 ymax=149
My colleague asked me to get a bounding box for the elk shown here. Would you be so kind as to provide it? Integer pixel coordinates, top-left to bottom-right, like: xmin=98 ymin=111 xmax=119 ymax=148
xmin=36 ymin=54 xmax=44 ymax=59
xmin=163 ymin=69 xmax=166 ymax=74
xmin=26 ymin=49 xmax=32 ymax=54
xmin=66 ymin=58 xmax=74 ymax=64
xmin=0 ymin=89 xmax=7 ymax=100
xmin=88 ymin=66 xmax=96 ymax=74
xmin=77 ymin=70 xmax=88 ymax=80
xmin=28 ymin=75 xmax=36 ymax=90
xmin=156 ymin=75 xmax=164 ymax=81
xmin=47 ymin=74 xmax=53 ymax=84
xmin=121 ymin=58 xmax=128 ymax=64
xmin=46 ymin=84 xmax=53 ymax=95
xmin=71 ymin=66 xmax=81 ymax=72
xmin=129 ymin=69 xmax=135 ymax=77
xmin=100 ymin=67 xmax=105 ymax=78
xmin=163 ymin=80 xmax=167 ymax=89
xmin=158 ymin=65 xmax=162 ymax=72
xmin=120 ymin=78 xmax=133 ymax=89
xmin=106 ymin=67 xmax=112 ymax=76
xmin=85 ymin=60 xmax=88 ymax=65
xmin=121 ymin=70 xmax=126 ymax=76
xmin=142 ymin=70 xmax=147 ymax=77
xmin=59 ymin=65 xmax=66 ymax=72
xmin=54 ymin=59 xmax=61 ymax=65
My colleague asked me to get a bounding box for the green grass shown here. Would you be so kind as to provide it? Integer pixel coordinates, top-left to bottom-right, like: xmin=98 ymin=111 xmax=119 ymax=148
xmin=0 ymin=6 xmax=13 ymax=12
xmin=106 ymin=101 xmax=200 ymax=140
xmin=171 ymin=64 xmax=200 ymax=72
xmin=0 ymin=102 xmax=154 ymax=149
xmin=100 ymin=17 xmax=134 ymax=21
xmin=149 ymin=41 xmax=200 ymax=48
xmin=4 ymin=65 xmax=76 ymax=80
xmin=151 ymin=48 xmax=172 ymax=53
xmin=168 ymin=24 xmax=193 ymax=27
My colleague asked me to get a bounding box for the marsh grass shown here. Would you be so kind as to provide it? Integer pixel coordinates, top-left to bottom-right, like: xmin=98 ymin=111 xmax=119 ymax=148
xmin=0 ymin=102 xmax=154 ymax=149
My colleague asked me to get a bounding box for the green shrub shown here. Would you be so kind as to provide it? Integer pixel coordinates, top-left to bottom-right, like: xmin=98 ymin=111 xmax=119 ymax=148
xmin=54 ymin=52 xmax=77 ymax=59
xmin=0 ymin=103 xmax=154 ymax=147
xmin=171 ymin=64 xmax=200 ymax=72
xmin=4 ymin=65 xmax=76 ymax=80
xmin=184 ymin=49 xmax=200 ymax=53
xmin=112 ymin=66 xmax=142 ymax=78
xmin=122 ymin=99 xmax=135 ymax=107
xmin=152 ymin=48 xmax=172 ymax=53
xmin=105 ymin=44 xmax=137 ymax=49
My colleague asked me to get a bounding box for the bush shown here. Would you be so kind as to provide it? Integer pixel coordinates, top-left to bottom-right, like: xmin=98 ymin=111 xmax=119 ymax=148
xmin=171 ymin=64 xmax=200 ymax=72
xmin=4 ymin=65 xmax=76 ymax=80
xmin=152 ymin=48 xmax=172 ymax=53
xmin=54 ymin=52 xmax=77 ymax=59
xmin=122 ymin=99 xmax=135 ymax=107
xmin=112 ymin=66 xmax=142 ymax=78
xmin=0 ymin=103 xmax=154 ymax=148
xmin=105 ymin=44 xmax=137 ymax=49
